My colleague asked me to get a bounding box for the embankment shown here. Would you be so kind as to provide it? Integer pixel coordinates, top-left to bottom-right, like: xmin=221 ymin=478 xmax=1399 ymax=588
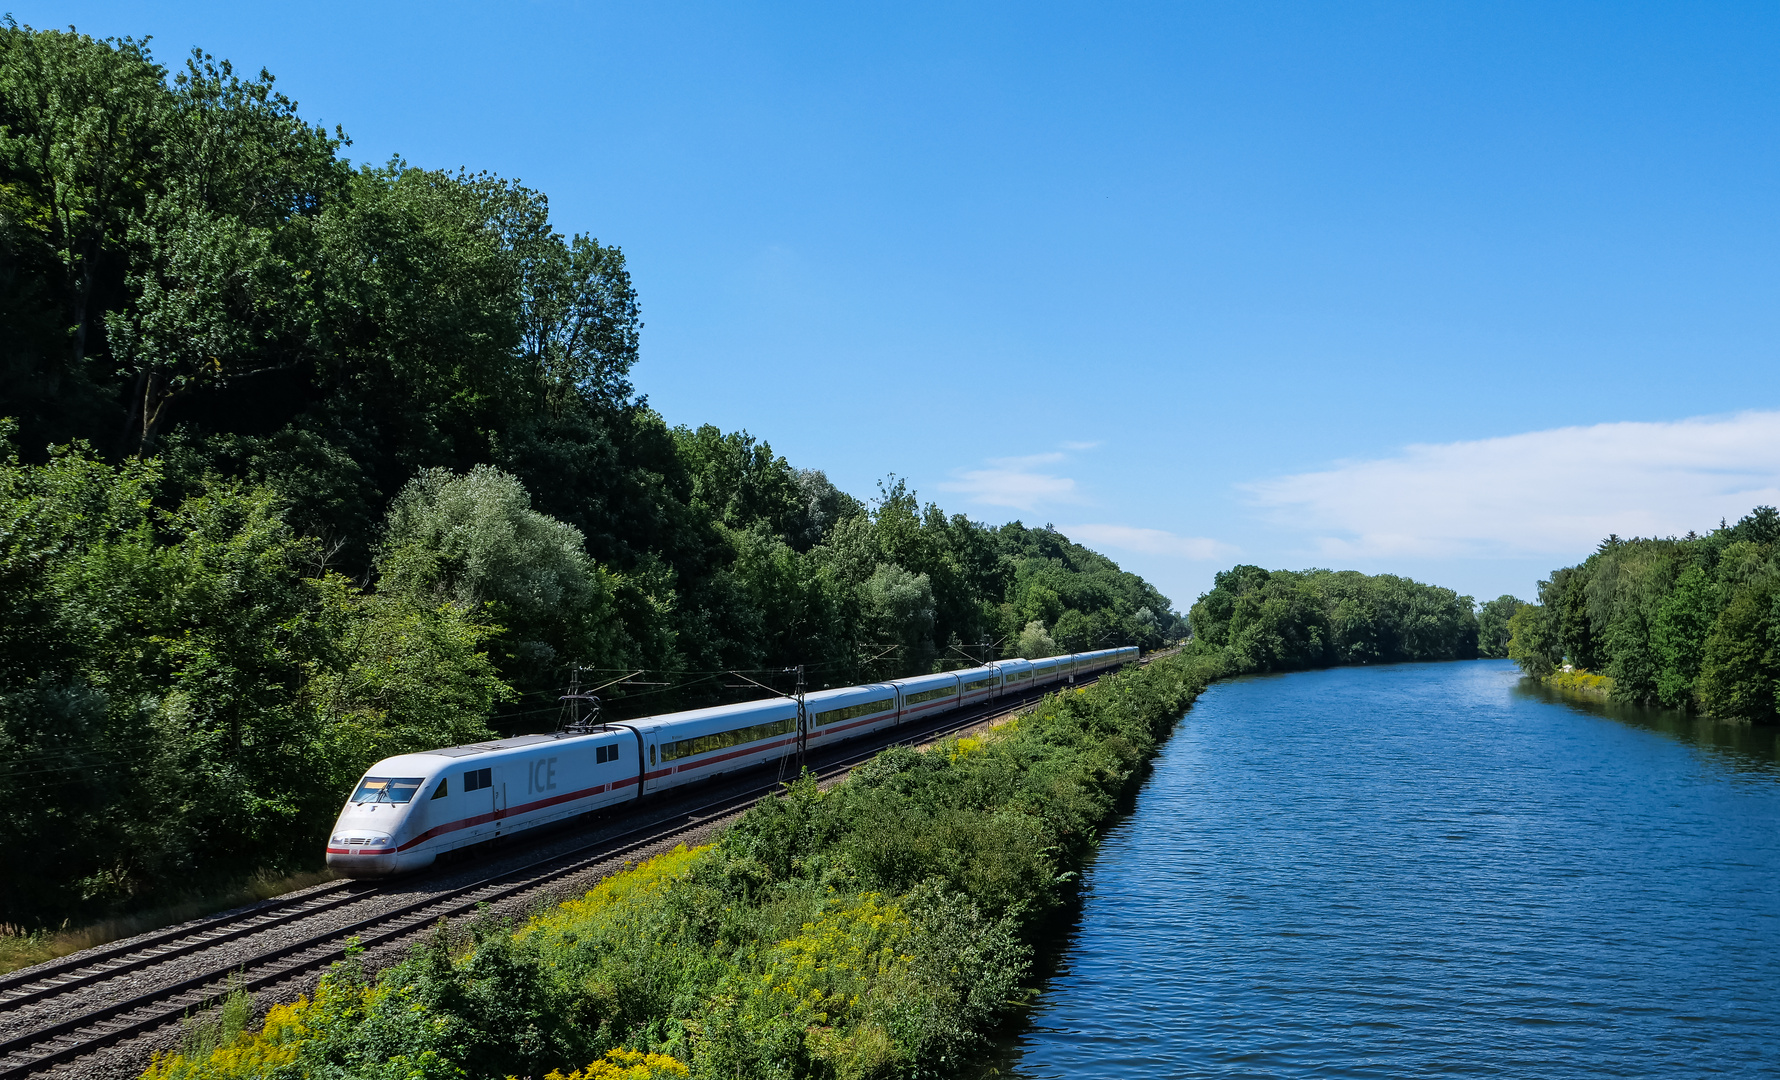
xmin=1542 ymin=668 xmax=1616 ymax=701
xmin=141 ymin=651 xmax=1228 ymax=1080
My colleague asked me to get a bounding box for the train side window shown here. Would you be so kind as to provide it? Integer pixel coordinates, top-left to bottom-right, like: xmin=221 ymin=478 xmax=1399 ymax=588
xmin=431 ymin=778 xmax=449 ymax=800
xmin=596 ymin=744 xmax=620 ymax=764
xmin=649 ymin=744 xmax=656 ymax=767
xmin=464 ymin=767 xmax=491 ymax=792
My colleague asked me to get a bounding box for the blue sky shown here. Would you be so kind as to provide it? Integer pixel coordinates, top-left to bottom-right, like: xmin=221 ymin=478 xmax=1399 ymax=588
xmin=24 ymin=1 xmax=1780 ymax=612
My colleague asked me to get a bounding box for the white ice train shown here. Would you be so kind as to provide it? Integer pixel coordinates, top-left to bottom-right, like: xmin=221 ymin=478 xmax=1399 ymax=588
xmin=325 ymin=647 xmax=1138 ymax=877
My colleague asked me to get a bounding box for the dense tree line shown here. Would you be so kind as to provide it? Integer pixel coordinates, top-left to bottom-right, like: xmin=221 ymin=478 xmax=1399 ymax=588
xmin=1506 ymin=507 xmax=1780 ymax=722
xmin=1186 ymin=565 xmax=1480 ymax=672
xmin=1475 ymin=595 xmax=1525 ymax=659
xmin=0 ymin=22 xmax=1183 ymax=927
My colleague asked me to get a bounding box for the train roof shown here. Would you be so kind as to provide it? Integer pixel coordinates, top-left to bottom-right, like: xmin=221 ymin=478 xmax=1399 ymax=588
xmin=363 ymin=729 xmax=625 ymax=774
xmin=358 ymin=646 xmax=1141 ymax=776
xmin=625 ymin=694 xmax=797 ymax=734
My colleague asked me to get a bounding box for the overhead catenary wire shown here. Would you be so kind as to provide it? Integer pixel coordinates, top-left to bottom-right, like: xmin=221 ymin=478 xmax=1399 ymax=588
xmin=2 ymin=649 xmax=1024 ymax=786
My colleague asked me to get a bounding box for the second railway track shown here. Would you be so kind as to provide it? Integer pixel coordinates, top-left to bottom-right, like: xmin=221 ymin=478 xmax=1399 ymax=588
xmin=0 ymin=677 xmax=1093 ymax=1080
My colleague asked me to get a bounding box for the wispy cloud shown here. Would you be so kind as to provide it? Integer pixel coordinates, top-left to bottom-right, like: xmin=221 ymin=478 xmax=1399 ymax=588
xmin=1060 ymin=440 xmax=1101 ymax=452
xmin=1061 ymin=523 xmax=1235 ymax=560
xmin=938 ymin=456 xmax=1080 ymax=510
xmin=938 ymin=449 xmax=1084 ymax=511
xmin=1245 ymin=410 xmax=1780 ymax=559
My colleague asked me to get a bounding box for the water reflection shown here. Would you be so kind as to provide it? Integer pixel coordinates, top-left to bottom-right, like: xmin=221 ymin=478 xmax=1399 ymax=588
xmin=1513 ymin=678 xmax=1780 ymax=776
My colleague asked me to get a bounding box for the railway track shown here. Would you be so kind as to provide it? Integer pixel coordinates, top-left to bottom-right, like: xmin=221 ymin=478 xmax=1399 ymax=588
xmin=0 ymin=679 xmax=1090 ymax=1080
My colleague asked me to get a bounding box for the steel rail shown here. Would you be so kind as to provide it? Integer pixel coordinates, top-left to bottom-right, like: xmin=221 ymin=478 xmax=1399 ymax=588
xmin=0 ymin=888 xmax=366 ymax=1010
xmin=0 ymin=881 xmax=359 ymax=1001
xmin=0 ymin=673 xmax=1109 ymax=1080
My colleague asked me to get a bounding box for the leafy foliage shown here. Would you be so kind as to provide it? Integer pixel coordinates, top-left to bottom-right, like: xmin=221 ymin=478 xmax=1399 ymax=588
xmin=1505 ymin=508 xmax=1780 ymax=721
xmin=1475 ymin=595 xmax=1524 ymax=659
xmin=0 ymin=427 xmax=506 ymax=923
xmin=1186 ymin=565 xmax=1479 ymax=673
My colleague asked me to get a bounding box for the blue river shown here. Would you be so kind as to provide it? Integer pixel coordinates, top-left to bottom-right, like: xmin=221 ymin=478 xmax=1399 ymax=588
xmin=1007 ymin=660 xmax=1780 ymax=1078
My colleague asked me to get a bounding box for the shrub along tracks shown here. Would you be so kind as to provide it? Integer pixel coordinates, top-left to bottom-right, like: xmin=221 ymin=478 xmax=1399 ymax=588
xmin=0 ymin=680 xmax=1090 ymax=1080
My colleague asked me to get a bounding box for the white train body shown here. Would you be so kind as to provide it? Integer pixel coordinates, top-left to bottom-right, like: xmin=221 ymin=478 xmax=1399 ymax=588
xmin=326 ymin=646 xmax=1138 ymax=876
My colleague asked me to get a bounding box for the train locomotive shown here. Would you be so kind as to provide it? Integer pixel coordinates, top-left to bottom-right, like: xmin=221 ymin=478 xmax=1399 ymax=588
xmin=326 ymin=647 xmax=1138 ymax=877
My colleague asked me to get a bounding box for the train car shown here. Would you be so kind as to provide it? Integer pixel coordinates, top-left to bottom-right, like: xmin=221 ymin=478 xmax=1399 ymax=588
xmin=328 ymin=646 xmax=1142 ymax=877
xmin=1028 ymin=654 xmax=1070 ymax=686
xmin=1072 ymin=648 xmax=1121 ymax=678
xmin=326 ymin=726 xmax=640 ymax=876
xmin=957 ymin=665 xmax=1001 ymax=707
xmin=892 ymin=671 xmax=963 ymax=726
xmin=804 ymin=682 xmax=900 ymax=749
xmin=629 ymin=696 xmax=800 ymax=791
xmin=991 ymin=657 xmax=1034 ymax=696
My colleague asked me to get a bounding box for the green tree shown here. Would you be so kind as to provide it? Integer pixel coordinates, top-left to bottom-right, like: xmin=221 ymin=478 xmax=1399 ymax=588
xmin=860 ymin=563 xmax=937 ymax=674
xmin=673 ymin=426 xmax=805 ymax=538
xmin=1188 ymin=565 xmax=1473 ymax=674
xmin=0 ymin=429 xmax=512 ymax=924
xmin=1501 ymin=509 xmax=1780 ymax=710
xmin=1476 ymin=595 xmax=1525 ymax=659
xmin=1696 ymin=576 xmax=1780 ymax=723
xmin=1506 ymin=603 xmax=1561 ymax=678
xmin=0 ymin=21 xmax=165 ymax=369
xmin=379 ymin=465 xmax=629 ymax=689
xmin=1652 ymin=563 xmax=1719 ymax=708
xmin=1014 ymin=620 xmax=1059 ymax=659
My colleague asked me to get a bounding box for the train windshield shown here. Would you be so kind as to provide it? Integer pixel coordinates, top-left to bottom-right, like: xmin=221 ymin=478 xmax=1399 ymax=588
xmin=352 ymin=776 xmax=425 ymax=803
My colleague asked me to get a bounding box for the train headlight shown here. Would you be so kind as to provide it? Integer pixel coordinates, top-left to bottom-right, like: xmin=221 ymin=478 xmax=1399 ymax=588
xmin=330 ymin=833 xmax=392 ymax=846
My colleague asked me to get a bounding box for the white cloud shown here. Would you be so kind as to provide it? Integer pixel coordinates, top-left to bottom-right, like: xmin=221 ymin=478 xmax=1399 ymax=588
xmin=938 ymin=459 xmax=1079 ymax=510
xmin=938 ymin=450 xmax=1084 ymax=510
xmin=1060 ymin=523 xmax=1235 ymax=560
xmin=1060 ymin=440 xmax=1101 ymax=451
xmin=1245 ymin=410 xmax=1780 ymax=558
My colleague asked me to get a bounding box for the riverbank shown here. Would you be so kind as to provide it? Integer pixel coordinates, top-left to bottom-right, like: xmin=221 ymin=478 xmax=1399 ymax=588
xmin=140 ymin=651 xmax=1226 ymax=1080
xmin=1542 ymin=667 xmax=1615 ymax=701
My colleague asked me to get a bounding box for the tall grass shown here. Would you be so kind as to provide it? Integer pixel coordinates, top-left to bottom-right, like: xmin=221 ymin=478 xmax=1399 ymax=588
xmin=177 ymin=977 xmax=257 ymax=1062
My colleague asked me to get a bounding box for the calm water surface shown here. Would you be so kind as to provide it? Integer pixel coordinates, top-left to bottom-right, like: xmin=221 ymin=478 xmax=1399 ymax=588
xmin=1009 ymin=660 xmax=1780 ymax=1078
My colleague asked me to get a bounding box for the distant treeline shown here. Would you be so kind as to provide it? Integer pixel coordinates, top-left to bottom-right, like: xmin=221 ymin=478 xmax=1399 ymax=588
xmin=1185 ymin=565 xmax=1482 ymax=672
xmin=1506 ymin=507 xmax=1780 ymax=723
xmin=0 ymin=23 xmax=1182 ymax=926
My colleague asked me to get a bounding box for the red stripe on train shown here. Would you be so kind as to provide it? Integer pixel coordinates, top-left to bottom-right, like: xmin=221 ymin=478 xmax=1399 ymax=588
xmin=395 ymin=781 xmax=616 ymax=851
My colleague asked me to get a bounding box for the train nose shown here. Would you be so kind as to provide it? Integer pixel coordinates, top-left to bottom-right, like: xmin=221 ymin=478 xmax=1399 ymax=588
xmin=325 ymin=832 xmax=398 ymax=877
